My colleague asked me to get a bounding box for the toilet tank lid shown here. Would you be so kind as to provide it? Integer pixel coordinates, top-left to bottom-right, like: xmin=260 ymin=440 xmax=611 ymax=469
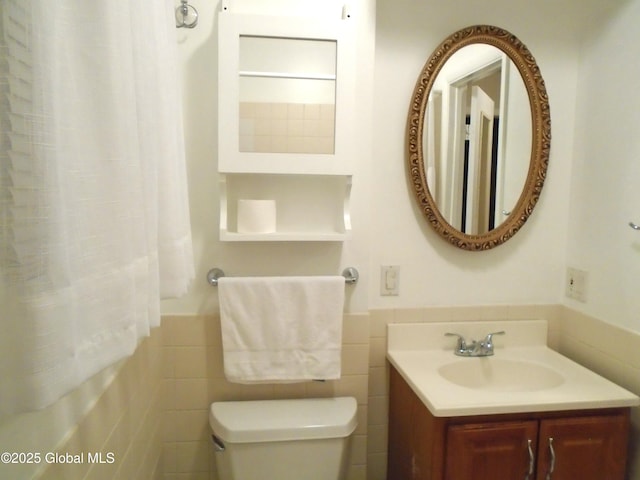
xmin=209 ymin=396 xmax=358 ymax=443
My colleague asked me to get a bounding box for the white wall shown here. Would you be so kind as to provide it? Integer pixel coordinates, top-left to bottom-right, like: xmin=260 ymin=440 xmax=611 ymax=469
xmin=164 ymin=0 xmax=639 ymax=331
xmin=369 ymin=0 xmax=585 ymax=309
xmin=565 ymin=0 xmax=640 ymax=331
xmin=162 ymin=0 xmax=376 ymax=315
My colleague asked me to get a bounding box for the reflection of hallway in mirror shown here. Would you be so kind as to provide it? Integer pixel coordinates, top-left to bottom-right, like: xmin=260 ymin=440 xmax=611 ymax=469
xmin=461 ymin=85 xmax=500 ymax=235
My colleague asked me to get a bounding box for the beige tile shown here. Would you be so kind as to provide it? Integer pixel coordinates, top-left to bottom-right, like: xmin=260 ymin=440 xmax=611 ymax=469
xmin=355 ymin=404 xmax=368 ymax=435
xmin=369 ymin=310 xmax=393 ymax=337
xmin=336 ymin=375 xmax=368 ymax=404
xmin=162 ymin=316 xmax=209 ymax=347
xmin=305 ymin=379 xmax=338 ymax=398
xmin=271 ymin=118 xmax=287 ymax=136
xmin=175 ymin=441 xmax=210 ymax=473
xmin=508 ymin=304 xmax=554 ymax=320
xmin=208 ymin=378 xmax=247 ymax=402
xmin=287 ymin=103 xmax=304 ymax=119
xmin=39 ymin=460 xmax=88 ymax=480
xmin=286 ymin=136 xmax=307 ymax=153
xmin=84 ymin=452 xmax=122 ymax=480
xmin=270 ymin=135 xmax=288 ymax=153
xmin=163 ymin=443 xmax=177 ymax=474
xmin=317 ymin=136 xmax=335 ymax=154
xmin=237 ymin=383 xmax=277 ymax=400
xmin=174 ymin=346 xmax=208 ymax=379
xmin=350 ymin=434 xmax=368 ymax=465
xmin=303 ymin=118 xmax=322 ymax=137
xmin=164 ymin=409 xmax=177 ymax=443
xmin=342 ymin=344 xmax=370 ymax=375
xmin=135 ymin=419 xmax=163 ymax=480
xmin=253 ymin=135 xmax=272 ymax=152
xmin=175 ymin=379 xmax=210 ymax=411
xmin=271 ymin=382 xmax=307 ymax=399
xmin=319 ymin=119 xmax=335 ymax=137
xmin=301 ymin=136 xmax=322 ymax=153
xmin=205 ymin=346 xmax=225 ymax=379
xmin=368 ymin=337 xmax=387 ymax=368
xmin=477 ymin=305 xmax=511 ymax=320
xmin=113 ymin=448 xmax=138 ymax=480
xmin=449 ymin=306 xmax=483 ymax=321
xmin=238 ymin=102 xmax=255 ymax=118
xmin=173 ymin=410 xmax=210 ymax=442
xmin=423 ymin=307 xmax=453 ymax=323
xmin=367 ymin=424 xmax=388 ymax=454
xmin=618 ymin=363 xmax=640 ymax=396
xmin=368 ymin=366 xmax=388 ymax=397
xmin=175 ymin=473 xmax=210 ymax=480
xmin=163 ymin=379 xmax=176 ymax=411
xmin=625 ymin=333 xmax=640 ymax=370
xmin=253 ymin=118 xmax=272 ymax=136
xmin=254 ymin=102 xmax=272 ymax=118
xmin=346 ymin=463 xmax=367 ymax=480
xmin=320 ymin=103 xmax=335 ymax=120
xmin=163 ymin=346 xmax=176 ymax=379
xmin=303 ymin=103 xmax=320 ymax=120
xmin=393 ymin=308 xmax=426 ymax=323
xmin=367 ymin=453 xmax=388 ymax=480
xmin=343 ymin=313 xmax=370 ymax=344
xmin=239 ymin=135 xmax=255 ymax=152
xmin=367 ymin=395 xmax=388 ymax=426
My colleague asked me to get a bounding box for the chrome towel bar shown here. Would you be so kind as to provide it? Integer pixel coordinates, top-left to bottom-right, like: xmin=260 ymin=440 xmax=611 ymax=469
xmin=206 ymin=267 xmax=359 ymax=287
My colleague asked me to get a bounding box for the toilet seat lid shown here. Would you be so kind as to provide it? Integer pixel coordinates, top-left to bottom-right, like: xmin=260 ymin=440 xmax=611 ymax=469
xmin=209 ymin=396 xmax=358 ymax=443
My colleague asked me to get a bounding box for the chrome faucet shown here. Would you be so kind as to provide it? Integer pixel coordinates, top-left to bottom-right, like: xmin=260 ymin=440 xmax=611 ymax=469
xmin=444 ymin=331 xmax=505 ymax=357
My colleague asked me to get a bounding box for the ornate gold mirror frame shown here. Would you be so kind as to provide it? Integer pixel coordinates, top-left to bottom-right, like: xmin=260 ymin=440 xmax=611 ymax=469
xmin=407 ymin=25 xmax=551 ymax=250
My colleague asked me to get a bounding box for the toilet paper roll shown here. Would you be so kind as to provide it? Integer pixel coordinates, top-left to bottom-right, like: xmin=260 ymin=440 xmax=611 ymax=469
xmin=237 ymin=199 xmax=276 ymax=234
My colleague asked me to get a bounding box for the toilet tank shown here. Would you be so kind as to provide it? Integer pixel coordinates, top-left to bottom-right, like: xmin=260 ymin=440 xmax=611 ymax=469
xmin=209 ymin=396 xmax=358 ymax=480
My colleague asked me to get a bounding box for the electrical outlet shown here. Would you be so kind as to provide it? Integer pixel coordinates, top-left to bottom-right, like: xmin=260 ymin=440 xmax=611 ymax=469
xmin=380 ymin=265 xmax=400 ymax=296
xmin=566 ymin=267 xmax=588 ymax=302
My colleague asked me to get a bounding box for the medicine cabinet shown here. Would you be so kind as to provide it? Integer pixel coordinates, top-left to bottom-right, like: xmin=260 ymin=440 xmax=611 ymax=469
xmin=217 ymin=8 xmax=355 ymax=241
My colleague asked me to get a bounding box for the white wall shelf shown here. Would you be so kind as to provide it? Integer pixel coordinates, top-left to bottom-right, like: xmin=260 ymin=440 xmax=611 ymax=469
xmin=219 ymin=173 xmax=352 ymax=242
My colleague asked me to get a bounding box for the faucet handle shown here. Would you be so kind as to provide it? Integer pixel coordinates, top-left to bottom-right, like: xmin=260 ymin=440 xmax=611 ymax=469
xmin=444 ymin=332 xmax=467 ymax=351
xmin=483 ymin=331 xmax=505 ymax=347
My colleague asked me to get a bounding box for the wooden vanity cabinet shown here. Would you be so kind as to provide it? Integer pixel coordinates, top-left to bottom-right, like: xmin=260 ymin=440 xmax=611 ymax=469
xmin=388 ymin=366 xmax=631 ymax=480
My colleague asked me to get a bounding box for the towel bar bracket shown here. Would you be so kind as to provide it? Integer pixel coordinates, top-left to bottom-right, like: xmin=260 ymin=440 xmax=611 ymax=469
xmin=342 ymin=267 xmax=359 ymax=284
xmin=206 ymin=267 xmax=359 ymax=286
xmin=206 ymin=268 xmax=225 ymax=286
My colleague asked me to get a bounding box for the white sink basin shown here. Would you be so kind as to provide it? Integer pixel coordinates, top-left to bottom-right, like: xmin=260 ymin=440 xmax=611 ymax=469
xmin=438 ymin=358 xmax=565 ymax=392
xmin=387 ymin=320 xmax=640 ymax=417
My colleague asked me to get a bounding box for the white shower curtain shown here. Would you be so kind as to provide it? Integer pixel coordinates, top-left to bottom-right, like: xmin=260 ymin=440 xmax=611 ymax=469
xmin=0 ymin=1 xmax=194 ymax=413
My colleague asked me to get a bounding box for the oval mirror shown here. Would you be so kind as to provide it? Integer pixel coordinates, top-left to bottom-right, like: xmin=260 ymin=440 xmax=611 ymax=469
xmin=408 ymin=25 xmax=551 ymax=250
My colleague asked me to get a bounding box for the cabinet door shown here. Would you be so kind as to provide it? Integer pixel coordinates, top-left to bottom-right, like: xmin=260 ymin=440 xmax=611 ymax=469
xmin=388 ymin=367 xmax=447 ymax=480
xmin=536 ymin=414 xmax=629 ymax=480
xmin=445 ymin=420 xmax=538 ymax=480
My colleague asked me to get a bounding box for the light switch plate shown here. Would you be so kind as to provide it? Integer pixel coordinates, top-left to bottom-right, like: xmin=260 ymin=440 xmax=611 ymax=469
xmin=381 ymin=265 xmax=400 ymax=296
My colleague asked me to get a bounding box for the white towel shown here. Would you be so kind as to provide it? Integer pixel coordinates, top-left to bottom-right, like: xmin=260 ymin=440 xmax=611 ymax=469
xmin=218 ymin=276 xmax=345 ymax=383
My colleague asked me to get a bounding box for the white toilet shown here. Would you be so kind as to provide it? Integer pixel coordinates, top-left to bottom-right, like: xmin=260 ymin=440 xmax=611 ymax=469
xmin=209 ymin=396 xmax=358 ymax=480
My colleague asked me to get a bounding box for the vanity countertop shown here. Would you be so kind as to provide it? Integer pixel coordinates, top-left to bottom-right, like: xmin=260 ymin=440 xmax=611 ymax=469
xmin=387 ymin=320 xmax=640 ymax=417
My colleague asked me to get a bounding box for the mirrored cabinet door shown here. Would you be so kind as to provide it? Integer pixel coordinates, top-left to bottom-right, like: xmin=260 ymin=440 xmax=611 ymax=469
xmin=218 ymin=12 xmax=355 ymax=175
xmin=217 ymin=11 xmax=355 ymax=241
xmin=239 ymin=36 xmax=337 ymax=155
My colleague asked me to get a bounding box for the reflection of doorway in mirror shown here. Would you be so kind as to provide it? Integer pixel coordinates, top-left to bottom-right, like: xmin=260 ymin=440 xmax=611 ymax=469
xmin=466 ymin=86 xmax=495 ymax=235
xmin=447 ymin=64 xmax=501 ymax=234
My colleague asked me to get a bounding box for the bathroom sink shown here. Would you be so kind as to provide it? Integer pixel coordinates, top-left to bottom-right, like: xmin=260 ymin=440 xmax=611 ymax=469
xmin=437 ymin=358 xmax=564 ymax=392
xmin=386 ymin=320 xmax=640 ymax=417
